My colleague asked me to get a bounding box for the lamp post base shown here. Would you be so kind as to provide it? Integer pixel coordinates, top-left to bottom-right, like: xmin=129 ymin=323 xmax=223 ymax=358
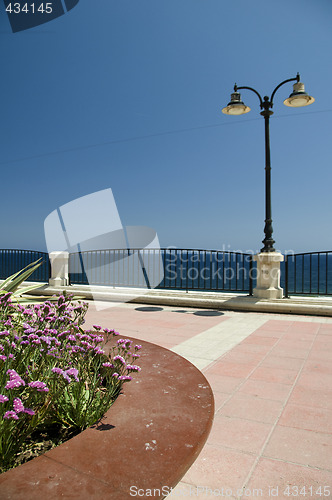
xmin=253 ymin=252 xmax=284 ymax=299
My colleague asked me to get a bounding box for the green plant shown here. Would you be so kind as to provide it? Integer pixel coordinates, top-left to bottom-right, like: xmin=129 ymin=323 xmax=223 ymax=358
xmin=0 ymin=291 xmax=141 ymax=472
xmin=0 ymin=259 xmax=44 ymax=298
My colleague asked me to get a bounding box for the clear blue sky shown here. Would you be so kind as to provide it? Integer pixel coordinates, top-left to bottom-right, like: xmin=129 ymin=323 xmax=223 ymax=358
xmin=1 ymin=0 xmax=331 ymax=254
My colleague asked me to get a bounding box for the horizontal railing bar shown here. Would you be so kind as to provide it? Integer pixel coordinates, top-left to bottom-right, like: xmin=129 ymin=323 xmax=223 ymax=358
xmin=290 ymin=250 xmax=332 ymax=256
xmin=69 ymin=248 xmax=254 ymax=257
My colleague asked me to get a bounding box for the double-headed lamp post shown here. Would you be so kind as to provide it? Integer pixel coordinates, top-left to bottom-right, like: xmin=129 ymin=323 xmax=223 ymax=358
xmin=222 ymin=73 xmax=315 ymax=298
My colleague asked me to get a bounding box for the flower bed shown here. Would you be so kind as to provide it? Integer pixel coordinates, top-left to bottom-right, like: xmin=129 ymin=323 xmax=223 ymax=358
xmin=0 ymin=336 xmax=214 ymax=499
xmin=0 ymin=292 xmax=141 ymax=472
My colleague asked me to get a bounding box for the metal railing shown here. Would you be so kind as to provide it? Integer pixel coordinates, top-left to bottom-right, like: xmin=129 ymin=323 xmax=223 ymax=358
xmin=2 ymin=248 xmax=332 ymax=298
xmin=69 ymin=248 xmax=255 ymax=294
xmin=70 ymin=248 xmax=332 ymax=298
xmin=0 ymin=249 xmax=51 ymax=283
xmin=283 ymin=251 xmax=332 ymax=297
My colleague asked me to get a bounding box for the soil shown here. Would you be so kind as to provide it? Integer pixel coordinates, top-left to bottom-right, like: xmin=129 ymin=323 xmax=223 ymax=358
xmin=12 ymin=424 xmax=81 ymax=470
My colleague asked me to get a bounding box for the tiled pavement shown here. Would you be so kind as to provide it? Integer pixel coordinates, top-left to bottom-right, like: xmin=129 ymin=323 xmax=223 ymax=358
xmin=84 ymin=301 xmax=332 ymax=500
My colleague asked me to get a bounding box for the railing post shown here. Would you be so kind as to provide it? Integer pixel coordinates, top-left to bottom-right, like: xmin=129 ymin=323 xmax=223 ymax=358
xmin=284 ymin=254 xmax=289 ymax=298
xmin=249 ymin=254 xmax=253 ymax=296
xmin=49 ymin=251 xmax=69 ymax=287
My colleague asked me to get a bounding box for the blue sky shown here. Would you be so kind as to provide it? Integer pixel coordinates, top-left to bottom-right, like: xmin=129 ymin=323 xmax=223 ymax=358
xmin=1 ymin=0 xmax=332 ymax=254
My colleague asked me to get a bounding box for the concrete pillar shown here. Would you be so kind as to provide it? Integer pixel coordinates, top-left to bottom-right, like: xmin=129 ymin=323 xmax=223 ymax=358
xmin=253 ymin=252 xmax=284 ymax=299
xmin=49 ymin=251 xmax=69 ymax=287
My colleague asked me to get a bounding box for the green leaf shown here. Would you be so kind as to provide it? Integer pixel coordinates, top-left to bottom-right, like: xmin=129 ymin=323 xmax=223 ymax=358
xmin=10 ymin=283 xmax=45 ymax=297
xmin=0 ymin=259 xmax=44 ymax=295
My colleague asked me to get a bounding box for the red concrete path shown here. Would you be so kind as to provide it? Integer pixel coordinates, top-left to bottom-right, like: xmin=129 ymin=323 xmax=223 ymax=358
xmin=84 ymin=302 xmax=332 ymax=499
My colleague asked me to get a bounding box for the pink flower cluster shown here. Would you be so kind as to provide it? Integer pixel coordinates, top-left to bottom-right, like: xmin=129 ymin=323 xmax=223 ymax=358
xmin=3 ymin=397 xmax=35 ymax=421
xmin=28 ymin=381 xmax=49 ymax=392
xmin=5 ymin=369 xmax=25 ymax=390
xmin=51 ymin=367 xmax=79 ymax=383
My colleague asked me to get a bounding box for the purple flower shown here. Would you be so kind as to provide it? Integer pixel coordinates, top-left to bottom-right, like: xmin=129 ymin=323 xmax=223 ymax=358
xmin=65 ymin=368 xmax=79 ymax=382
xmin=93 ymin=335 xmax=104 ymax=344
xmin=23 ymin=408 xmax=35 ymax=416
xmin=119 ymin=338 xmax=132 ymax=347
xmin=112 ymin=373 xmax=119 ymax=378
xmin=102 ymin=362 xmax=113 ymax=368
xmin=5 ymin=370 xmax=25 ymax=389
xmin=52 ymin=367 xmax=64 ymax=376
xmin=0 ymin=355 xmax=7 ymax=361
xmin=28 ymin=381 xmax=49 ymax=392
xmin=114 ymin=355 xmax=126 ymax=365
xmin=4 ymin=411 xmax=19 ymax=420
xmin=135 ymin=345 xmax=142 ymax=350
xmin=0 ymin=394 xmax=9 ymax=403
xmin=0 ymin=292 xmax=12 ymax=302
xmin=126 ymin=364 xmax=141 ymax=372
xmin=94 ymin=347 xmax=104 ymax=355
xmin=24 ymin=328 xmax=35 ymax=334
xmin=71 ymin=345 xmax=83 ymax=353
xmin=28 ymin=334 xmax=38 ymax=340
xmin=40 ymin=336 xmax=52 ymax=345
xmin=52 ymin=367 xmax=79 ymax=383
xmin=93 ymin=325 xmax=101 ymax=331
xmin=118 ymin=375 xmax=133 ymax=381
xmin=13 ymin=398 xmax=24 ymax=413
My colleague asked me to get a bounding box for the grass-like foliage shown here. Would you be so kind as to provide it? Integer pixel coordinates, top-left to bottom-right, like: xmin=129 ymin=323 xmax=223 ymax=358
xmin=0 ymin=259 xmax=44 ymax=298
xmin=0 ymin=291 xmax=141 ymax=473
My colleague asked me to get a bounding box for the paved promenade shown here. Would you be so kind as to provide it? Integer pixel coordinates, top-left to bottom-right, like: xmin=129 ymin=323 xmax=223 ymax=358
xmin=85 ymin=301 xmax=332 ymax=500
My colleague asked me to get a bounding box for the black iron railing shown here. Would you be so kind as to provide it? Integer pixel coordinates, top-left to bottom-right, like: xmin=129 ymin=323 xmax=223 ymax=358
xmin=2 ymin=248 xmax=332 ymax=298
xmin=69 ymin=248 xmax=255 ymax=294
xmin=283 ymin=251 xmax=332 ymax=297
xmin=0 ymin=249 xmax=51 ymax=283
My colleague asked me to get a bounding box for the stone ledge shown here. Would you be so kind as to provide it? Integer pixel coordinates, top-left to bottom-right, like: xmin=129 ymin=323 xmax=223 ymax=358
xmin=5 ymin=281 xmax=332 ymax=316
xmin=0 ymin=338 xmax=214 ymax=499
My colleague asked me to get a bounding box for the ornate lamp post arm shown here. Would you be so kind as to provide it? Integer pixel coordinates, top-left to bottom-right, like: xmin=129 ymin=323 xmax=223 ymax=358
xmin=234 ymin=84 xmax=264 ymax=107
xmin=270 ymin=74 xmax=300 ymax=106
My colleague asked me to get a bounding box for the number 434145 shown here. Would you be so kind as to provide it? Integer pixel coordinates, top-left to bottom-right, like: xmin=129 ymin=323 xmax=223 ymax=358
xmin=6 ymin=3 xmax=53 ymax=14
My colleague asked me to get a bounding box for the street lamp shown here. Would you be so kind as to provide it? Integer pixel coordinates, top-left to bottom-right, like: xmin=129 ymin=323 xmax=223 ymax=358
xmin=222 ymin=73 xmax=314 ymax=253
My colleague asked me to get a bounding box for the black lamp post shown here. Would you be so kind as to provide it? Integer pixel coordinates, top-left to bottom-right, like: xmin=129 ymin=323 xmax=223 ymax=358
xmin=222 ymin=73 xmax=315 ymax=253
